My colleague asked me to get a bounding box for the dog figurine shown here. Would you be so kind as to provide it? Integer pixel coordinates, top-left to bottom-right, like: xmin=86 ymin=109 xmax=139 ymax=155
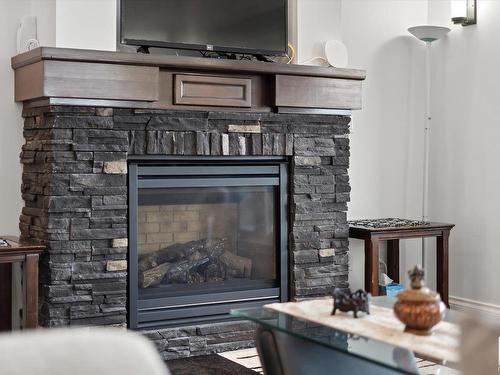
xmin=332 ymin=288 xmax=370 ymax=318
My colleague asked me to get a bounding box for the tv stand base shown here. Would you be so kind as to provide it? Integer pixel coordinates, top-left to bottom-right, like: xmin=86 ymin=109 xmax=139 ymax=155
xmin=137 ymin=46 xmax=150 ymax=54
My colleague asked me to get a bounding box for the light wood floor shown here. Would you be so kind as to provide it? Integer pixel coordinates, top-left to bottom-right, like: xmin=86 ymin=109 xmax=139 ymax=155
xmin=219 ymin=348 xmax=263 ymax=374
xmin=218 ymin=348 xmax=460 ymax=374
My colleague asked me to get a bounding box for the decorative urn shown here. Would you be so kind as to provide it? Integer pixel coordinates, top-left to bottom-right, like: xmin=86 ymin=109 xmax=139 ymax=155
xmin=393 ymin=265 xmax=446 ymax=336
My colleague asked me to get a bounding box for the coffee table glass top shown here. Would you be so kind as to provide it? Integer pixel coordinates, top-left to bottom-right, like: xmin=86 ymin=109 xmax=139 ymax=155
xmin=231 ymin=297 xmax=460 ymax=375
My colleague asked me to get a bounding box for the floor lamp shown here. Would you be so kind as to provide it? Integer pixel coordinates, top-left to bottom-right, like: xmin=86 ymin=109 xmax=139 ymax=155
xmin=408 ymin=25 xmax=450 ymax=268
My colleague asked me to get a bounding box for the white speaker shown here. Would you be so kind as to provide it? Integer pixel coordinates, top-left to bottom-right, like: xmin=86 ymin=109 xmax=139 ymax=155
xmin=17 ymin=15 xmax=39 ymax=54
xmin=324 ymin=40 xmax=348 ymax=68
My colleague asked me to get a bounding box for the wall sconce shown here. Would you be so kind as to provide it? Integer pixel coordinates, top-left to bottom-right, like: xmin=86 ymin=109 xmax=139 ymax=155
xmin=451 ymin=0 xmax=476 ymax=26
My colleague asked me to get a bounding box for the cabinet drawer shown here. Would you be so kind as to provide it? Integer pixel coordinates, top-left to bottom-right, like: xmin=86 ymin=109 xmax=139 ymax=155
xmin=275 ymin=74 xmax=362 ymax=110
xmin=174 ymin=74 xmax=252 ymax=107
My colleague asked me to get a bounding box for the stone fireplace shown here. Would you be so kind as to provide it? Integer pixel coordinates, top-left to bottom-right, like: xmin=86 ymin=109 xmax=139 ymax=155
xmin=20 ymin=107 xmax=350 ymax=356
xmin=12 ymin=47 xmax=363 ymax=359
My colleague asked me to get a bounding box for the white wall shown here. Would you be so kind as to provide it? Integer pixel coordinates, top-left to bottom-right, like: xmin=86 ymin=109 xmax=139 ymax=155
xmin=0 ymin=1 xmax=28 ymax=235
xmin=0 ymin=0 xmax=56 ymax=328
xmin=0 ymin=0 xmax=56 ymax=236
xmin=31 ymin=0 xmax=56 ymax=46
xmin=340 ymin=0 xmax=428 ymax=289
xmin=0 ymin=0 xmax=114 ymax=232
xmin=428 ymin=0 xmax=500 ymax=306
xmin=56 ymin=0 xmax=116 ymax=51
xmin=296 ymin=0 xmax=342 ymax=64
xmin=339 ymin=0 xmax=500 ymax=308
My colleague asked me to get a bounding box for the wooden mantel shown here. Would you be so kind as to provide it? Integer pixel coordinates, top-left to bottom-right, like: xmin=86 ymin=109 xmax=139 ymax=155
xmin=12 ymin=47 xmax=365 ymax=113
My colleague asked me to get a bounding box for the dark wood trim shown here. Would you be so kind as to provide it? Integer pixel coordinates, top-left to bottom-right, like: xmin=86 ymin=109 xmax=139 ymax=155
xmin=276 ymin=107 xmax=352 ymax=116
xmin=0 ymin=263 xmax=12 ymax=331
xmin=350 ymin=223 xmax=453 ymax=307
xmin=11 ymin=47 xmax=366 ymax=80
xmin=352 ymin=229 xmax=449 ymax=241
xmin=0 ymin=250 xmax=45 ymax=259
xmin=23 ymin=97 xmax=158 ymax=110
xmin=24 ymin=97 xmax=274 ymax=113
xmin=350 ymin=222 xmax=454 ymax=233
xmin=349 ymin=223 xmax=455 ymax=240
xmin=0 ymin=254 xmax=27 ymax=263
xmin=386 ymin=239 xmax=400 ymax=283
xmin=437 ymin=230 xmax=450 ymax=307
xmin=0 ymin=236 xmax=44 ymax=330
xmin=24 ymin=254 xmax=39 ymax=329
xmin=364 ymin=238 xmax=380 ymax=296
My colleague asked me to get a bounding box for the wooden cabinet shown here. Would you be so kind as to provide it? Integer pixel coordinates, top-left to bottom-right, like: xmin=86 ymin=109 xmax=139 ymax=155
xmin=0 ymin=237 xmax=44 ymax=330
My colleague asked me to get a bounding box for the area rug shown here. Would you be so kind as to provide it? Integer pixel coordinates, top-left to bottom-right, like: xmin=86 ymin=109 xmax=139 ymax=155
xmin=166 ymin=353 xmax=257 ymax=375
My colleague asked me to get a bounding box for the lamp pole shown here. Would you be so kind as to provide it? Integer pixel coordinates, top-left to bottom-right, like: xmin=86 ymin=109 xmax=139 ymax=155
xmin=421 ymin=41 xmax=431 ymax=266
xmin=407 ymin=25 xmax=450 ymax=268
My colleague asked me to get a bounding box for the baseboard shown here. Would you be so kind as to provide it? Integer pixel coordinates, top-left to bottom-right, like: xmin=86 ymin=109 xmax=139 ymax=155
xmin=449 ymin=295 xmax=500 ymax=318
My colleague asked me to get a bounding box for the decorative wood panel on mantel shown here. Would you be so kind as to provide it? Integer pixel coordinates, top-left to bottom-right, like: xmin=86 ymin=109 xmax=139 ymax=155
xmin=275 ymin=75 xmax=362 ymax=110
xmin=174 ymin=74 xmax=252 ymax=107
xmin=15 ymin=60 xmax=159 ymax=102
xmin=12 ymin=47 xmax=366 ymax=113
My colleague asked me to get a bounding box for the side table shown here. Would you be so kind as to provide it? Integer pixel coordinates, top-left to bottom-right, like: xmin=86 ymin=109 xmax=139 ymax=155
xmin=349 ymin=219 xmax=454 ymax=307
xmin=0 ymin=236 xmax=45 ymax=330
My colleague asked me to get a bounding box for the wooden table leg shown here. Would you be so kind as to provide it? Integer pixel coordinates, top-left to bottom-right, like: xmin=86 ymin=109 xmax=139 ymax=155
xmin=0 ymin=263 xmax=12 ymax=331
xmin=364 ymin=237 xmax=380 ymax=296
xmin=436 ymin=231 xmax=450 ymax=307
xmin=23 ymin=254 xmax=39 ymax=329
xmin=386 ymin=239 xmax=400 ymax=283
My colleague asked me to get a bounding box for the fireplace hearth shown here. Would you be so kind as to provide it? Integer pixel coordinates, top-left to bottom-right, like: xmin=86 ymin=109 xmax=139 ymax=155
xmin=129 ymin=160 xmax=288 ymax=328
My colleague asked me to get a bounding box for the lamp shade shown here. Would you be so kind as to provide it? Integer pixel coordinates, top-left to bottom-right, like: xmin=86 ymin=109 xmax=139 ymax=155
xmin=408 ymin=25 xmax=451 ymax=43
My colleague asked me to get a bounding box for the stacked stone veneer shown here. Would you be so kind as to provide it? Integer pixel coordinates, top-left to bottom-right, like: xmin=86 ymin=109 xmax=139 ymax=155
xmin=19 ymin=106 xmax=350 ymax=359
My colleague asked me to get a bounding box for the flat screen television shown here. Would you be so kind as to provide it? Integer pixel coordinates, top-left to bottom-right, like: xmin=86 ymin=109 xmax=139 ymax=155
xmin=119 ymin=0 xmax=288 ymax=56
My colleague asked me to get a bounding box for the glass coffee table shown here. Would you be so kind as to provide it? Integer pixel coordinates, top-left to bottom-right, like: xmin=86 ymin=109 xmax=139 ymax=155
xmin=231 ymin=297 xmax=460 ymax=375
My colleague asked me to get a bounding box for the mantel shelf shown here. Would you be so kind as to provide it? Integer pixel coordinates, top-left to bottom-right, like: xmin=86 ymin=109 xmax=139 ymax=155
xmin=12 ymin=47 xmax=366 ymax=113
xmin=12 ymin=47 xmax=366 ymax=80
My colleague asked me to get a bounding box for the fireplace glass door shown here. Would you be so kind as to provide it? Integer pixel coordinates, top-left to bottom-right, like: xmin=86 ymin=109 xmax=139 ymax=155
xmin=138 ymin=185 xmax=277 ymax=295
xmin=129 ymin=161 xmax=288 ymax=328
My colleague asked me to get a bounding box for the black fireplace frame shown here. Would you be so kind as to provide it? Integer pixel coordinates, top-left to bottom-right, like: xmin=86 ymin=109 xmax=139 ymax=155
xmin=128 ymin=156 xmax=289 ymax=329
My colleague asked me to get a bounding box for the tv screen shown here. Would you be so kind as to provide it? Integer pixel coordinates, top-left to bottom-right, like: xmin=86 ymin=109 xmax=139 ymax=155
xmin=120 ymin=0 xmax=287 ymax=56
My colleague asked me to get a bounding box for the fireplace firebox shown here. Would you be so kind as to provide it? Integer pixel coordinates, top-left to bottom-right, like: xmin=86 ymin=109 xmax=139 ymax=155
xmin=128 ymin=158 xmax=288 ymax=329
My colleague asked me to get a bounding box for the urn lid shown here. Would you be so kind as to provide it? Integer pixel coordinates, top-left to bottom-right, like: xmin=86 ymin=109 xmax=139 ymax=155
xmin=396 ymin=265 xmax=441 ymax=303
